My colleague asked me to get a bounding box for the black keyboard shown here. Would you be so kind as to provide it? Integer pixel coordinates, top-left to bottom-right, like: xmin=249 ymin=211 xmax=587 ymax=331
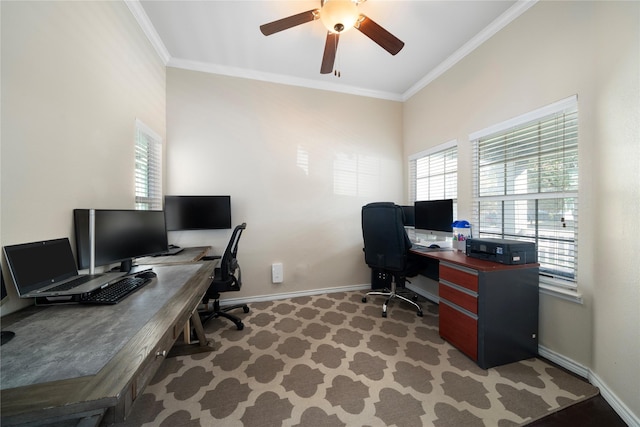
xmin=81 ymin=276 xmax=151 ymax=304
xmin=48 ymin=274 xmax=103 ymax=292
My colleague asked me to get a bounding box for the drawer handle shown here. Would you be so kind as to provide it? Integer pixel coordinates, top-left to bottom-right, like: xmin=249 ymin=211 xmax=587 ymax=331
xmin=156 ymin=350 xmax=167 ymax=358
xmin=441 ymin=300 xmax=478 ymax=320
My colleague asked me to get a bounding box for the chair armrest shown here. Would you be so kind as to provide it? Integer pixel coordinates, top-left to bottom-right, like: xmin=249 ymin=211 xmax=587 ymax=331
xmin=201 ymin=255 xmax=222 ymax=261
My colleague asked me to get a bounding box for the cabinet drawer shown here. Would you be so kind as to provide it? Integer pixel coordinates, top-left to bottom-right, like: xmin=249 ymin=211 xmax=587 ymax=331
xmin=136 ymin=329 xmax=175 ymax=395
xmin=439 ymin=301 xmax=478 ymax=361
xmin=120 ymin=318 xmax=187 ymax=421
xmin=440 ymin=264 xmax=478 ymax=292
xmin=439 ymin=282 xmax=477 ymax=314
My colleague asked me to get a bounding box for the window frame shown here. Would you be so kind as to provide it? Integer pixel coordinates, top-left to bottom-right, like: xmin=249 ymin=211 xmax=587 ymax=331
xmin=469 ymin=95 xmax=580 ymax=300
xmin=408 ymin=139 xmax=458 ymax=205
xmin=134 ymin=119 xmax=162 ymax=211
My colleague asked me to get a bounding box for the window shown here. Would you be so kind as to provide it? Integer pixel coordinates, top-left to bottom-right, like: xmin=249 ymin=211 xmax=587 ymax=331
xmin=409 ymin=140 xmax=458 ymax=209
xmin=470 ymin=96 xmax=578 ymax=290
xmin=134 ymin=119 xmax=162 ymax=210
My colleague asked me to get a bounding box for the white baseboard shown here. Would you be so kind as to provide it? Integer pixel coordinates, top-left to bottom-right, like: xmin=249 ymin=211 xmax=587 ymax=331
xmin=538 ymin=345 xmax=590 ymax=379
xmin=539 ymin=345 xmax=639 ymax=426
xmin=589 ymin=371 xmax=640 ymax=427
xmin=219 ymin=284 xmax=370 ymax=307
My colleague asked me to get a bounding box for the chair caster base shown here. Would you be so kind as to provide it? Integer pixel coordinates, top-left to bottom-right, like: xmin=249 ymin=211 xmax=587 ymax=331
xmin=363 ymin=287 xmax=423 ymax=318
xmin=198 ymin=303 xmax=249 ymax=331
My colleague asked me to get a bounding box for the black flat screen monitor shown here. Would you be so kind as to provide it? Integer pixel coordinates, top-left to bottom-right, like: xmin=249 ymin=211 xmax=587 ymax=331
xmin=1 ymin=268 xmax=8 ymax=301
xmin=414 ymin=199 xmax=454 ymax=233
xmin=1 ymin=269 xmax=15 ymax=344
xmin=74 ymin=209 xmax=168 ymax=272
xmin=400 ymin=205 xmax=415 ymax=227
xmin=164 ymin=195 xmax=231 ymax=231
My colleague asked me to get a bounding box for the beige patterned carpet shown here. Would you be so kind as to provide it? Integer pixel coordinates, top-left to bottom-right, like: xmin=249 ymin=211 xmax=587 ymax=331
xmin=111 ymin=291 xmax=598 ymax=427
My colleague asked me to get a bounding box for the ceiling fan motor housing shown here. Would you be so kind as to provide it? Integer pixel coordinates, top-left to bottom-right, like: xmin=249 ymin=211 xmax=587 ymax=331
xmin=320 ymin=0 xmax=359 ymax=33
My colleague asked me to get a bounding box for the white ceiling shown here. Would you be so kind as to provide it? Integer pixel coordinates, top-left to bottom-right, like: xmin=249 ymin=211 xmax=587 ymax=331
xmin=130 ymin=0 xmax=536 ymax=101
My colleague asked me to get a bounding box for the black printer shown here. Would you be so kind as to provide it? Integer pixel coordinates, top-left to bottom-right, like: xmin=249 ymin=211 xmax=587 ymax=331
xmin=466 ymin=238 xmax=537 ymax=265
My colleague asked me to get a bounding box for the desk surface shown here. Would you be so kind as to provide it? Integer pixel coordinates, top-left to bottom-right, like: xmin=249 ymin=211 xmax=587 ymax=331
xmin=411 ymin=247 xmax=539 ymax=271
xmin=0 ymin=261 xmax=214 ymax=425
xmin=136 ymin=246 xmax=210 ymax=265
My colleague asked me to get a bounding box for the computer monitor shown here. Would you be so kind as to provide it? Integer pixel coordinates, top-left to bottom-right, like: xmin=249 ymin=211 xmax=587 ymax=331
xmin=414 ymin=199 xmax=454 ymax=240
xmin=74 ymin=209 xmax=168 ymax=272
xmin=399 ymin=205 xmax=415 ymax=227
xmin=164 ymin=195 xmax=231 ymax=231
xmin=1 ymin=268 xmax=7 ymax=301
xmin=1 ymin=269 xmax=15 ymax=345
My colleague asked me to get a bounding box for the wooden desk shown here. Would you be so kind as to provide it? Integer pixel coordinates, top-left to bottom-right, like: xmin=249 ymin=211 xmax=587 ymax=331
xmin=0 ymin=261 xmax=216 ymax=426
xmin=136 ymin=246 xmax=212 ymax=346
xmin=136 ymin=246 xmax=210 ymax=265
xmin=410 ymin=247 xmax=536 ymax=272
xmin=410 ymin=249 xmax=539 ymax=369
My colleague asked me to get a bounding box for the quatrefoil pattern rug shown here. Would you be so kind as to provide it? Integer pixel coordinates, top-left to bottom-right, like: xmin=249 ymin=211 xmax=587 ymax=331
xmin=113 ymin=291 xmax=598 ymax=427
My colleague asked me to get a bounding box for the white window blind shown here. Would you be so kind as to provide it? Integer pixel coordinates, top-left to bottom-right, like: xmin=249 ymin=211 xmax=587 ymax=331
xmin=134 ymin=119 xmax=162 ymax=210
xmin=471 ymin=96 xmax=578 ymax=288
xmin=409 ymin=140 xmax=458 ymax=204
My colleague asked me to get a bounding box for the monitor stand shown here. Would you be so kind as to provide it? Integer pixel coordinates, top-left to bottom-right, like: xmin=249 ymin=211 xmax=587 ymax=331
xmin=1 ymin=330 xmax=15 ymax=346
xmin=119 ymin=259 xmax=133 ymax=273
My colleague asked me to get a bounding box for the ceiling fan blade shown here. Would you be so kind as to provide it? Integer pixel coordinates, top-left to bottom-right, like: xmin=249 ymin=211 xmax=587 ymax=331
xmin=356 ymin=14 xmax=405 ymax=55
xmin=260 ymin=10 xmax=318 ymax=36
xmin=320 ymin=32 xmax=339 ymax=74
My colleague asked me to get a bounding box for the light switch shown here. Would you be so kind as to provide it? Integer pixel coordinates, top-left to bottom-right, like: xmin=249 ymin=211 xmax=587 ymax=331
xmin=272 ymin=263 xmax=283 ymax=284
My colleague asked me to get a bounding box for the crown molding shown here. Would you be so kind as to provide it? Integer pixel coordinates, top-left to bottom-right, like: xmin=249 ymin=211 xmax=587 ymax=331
xmin=125 ymin=0 xmax=171 ymax=65
xmin=402 ymin=0 xmax=538 ymax=101
xmin=167 ymin=58 xmax=404 ymax=102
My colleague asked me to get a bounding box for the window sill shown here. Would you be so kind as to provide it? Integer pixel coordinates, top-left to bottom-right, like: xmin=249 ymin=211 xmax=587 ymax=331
xmin=539 ymin=281 xmax=583 ymax=304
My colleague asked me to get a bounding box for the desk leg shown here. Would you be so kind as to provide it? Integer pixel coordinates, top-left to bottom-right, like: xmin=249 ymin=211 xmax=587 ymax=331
xmin=190 ymin=309 xmax=213 ymax=348
xmin=183 ymin=321 xmax=192 ymax=345
xmin=168 ymin=311 xmax=216 ymax=358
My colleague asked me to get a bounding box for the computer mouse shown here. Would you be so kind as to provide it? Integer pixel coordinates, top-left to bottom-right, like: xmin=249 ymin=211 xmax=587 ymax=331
xmin=136 ymin=270 xmax=157 ymax=279
xmin=428 ymin=244 xmax=441 ymax=249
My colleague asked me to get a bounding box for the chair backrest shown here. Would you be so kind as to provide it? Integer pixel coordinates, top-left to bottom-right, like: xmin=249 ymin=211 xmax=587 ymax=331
xmin=218 ymin=223 xmax=246 ymax=281
xmin=361 ymin=202 xmax=411 ymax=272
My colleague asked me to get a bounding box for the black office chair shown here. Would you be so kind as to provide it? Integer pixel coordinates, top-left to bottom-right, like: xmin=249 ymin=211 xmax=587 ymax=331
xmin=360 ymin=202 xmax=422 ymax=318
xmin=199 ymin=223 xmax=249 ymax=330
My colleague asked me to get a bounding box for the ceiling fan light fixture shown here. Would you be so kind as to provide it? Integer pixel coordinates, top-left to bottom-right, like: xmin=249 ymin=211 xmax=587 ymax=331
xmin=320 ymin=0 xmax=359 ymax=33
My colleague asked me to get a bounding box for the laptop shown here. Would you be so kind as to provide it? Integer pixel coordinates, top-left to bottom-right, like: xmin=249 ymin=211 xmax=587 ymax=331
xmin=3 ymin=238 xmax=125 ymax=298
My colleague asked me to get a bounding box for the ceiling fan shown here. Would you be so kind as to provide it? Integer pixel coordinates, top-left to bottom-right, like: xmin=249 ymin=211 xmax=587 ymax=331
xmin=259 ymin=0 xmax=404 ymax=75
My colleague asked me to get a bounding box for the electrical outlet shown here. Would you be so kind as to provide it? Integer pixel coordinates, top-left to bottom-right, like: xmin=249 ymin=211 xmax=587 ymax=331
xmin=272 ymin=263 xmax=284 ymax=284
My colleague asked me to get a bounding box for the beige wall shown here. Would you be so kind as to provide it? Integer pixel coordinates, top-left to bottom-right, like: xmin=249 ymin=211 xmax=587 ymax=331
xmin=403 ymin=1 xmax=639 ymax=420
xmin=0 ymin=1 xmax=166 ymax=314
xmin=166 ymin=68 xmax=404 ymax=298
